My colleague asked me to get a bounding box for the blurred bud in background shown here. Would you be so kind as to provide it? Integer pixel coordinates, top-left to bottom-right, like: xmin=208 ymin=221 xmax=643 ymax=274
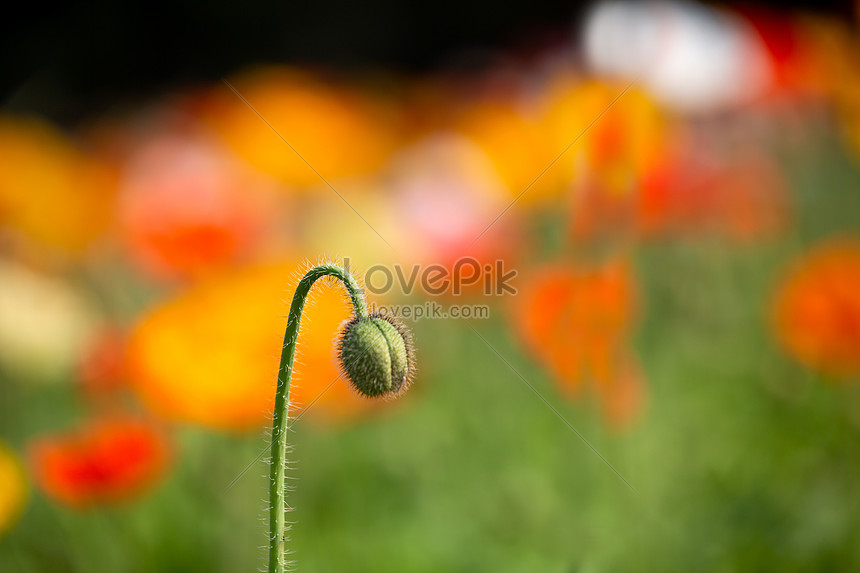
xmin=29 ymin=416 xmax=169 ymax=508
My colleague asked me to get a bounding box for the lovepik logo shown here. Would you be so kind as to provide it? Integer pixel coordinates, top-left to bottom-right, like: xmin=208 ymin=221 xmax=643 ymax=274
xmin=344 ymin=257 xmax=518 ymax=297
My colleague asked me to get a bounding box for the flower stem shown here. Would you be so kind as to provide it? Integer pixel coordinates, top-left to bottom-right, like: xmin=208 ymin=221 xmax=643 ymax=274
xmin=269 ymin=264 xmax=367 ymax=573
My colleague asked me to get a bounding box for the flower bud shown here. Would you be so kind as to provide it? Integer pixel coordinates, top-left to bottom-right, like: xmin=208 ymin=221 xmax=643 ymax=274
xmin=337 ymin=313 xmax=414 ymax=398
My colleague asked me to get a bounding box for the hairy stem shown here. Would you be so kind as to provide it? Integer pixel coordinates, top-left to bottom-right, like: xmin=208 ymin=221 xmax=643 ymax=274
xmin=269 ymin=264 xmax=367 ymax=573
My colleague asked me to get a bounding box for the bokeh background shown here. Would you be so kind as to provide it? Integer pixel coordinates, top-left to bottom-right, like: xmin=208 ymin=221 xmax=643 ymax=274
xmin=2 ymin=1 xmax=860 ymax=571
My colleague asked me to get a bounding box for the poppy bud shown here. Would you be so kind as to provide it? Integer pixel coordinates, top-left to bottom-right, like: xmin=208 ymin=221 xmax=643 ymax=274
xmin=337 ymin=313 xmax=415 ymax=398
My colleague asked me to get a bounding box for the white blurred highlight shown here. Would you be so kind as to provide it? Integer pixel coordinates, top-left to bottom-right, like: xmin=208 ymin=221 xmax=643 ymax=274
xmin=583 ymin=0 xmax=774 ymax=112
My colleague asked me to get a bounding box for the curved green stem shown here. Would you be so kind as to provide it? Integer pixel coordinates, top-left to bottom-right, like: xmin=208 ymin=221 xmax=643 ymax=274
xmin=269 ymin=264 xmax=368 ymax=573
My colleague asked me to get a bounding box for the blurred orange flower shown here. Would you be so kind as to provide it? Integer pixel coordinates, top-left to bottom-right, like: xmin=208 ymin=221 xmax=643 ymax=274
xmin=118 ymin=132 xmax=276 ymax=280
xmin=541 ymin=79 xmax=664 ymax=196
xmin=0 ymin=443 xmax=27 ymax=535
xmin=0 ymin=115 xmax=116 ymax=256
xmin=456 ymin=100 xmax=559 ymax=203
xmin=29 ymin=417 xmax=169 ymax=507
xmin=772 ymin=239 xmax=860 ymax=378
xmin=205 ymin=67 xmax=399 ymax=189
xmin=127 ymin=261 xmax=374 ymax=430
xmin=516 ymin=259 xmax=645 ymax=429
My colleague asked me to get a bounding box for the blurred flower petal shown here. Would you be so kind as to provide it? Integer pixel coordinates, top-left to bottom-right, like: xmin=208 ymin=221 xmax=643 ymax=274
xmin=516 ymin=259 xmax=645 ymax=428
xmin=0 ymin=116 xmax=116 ymax=256
xmin=773 ymin=238 xmax=860 ymax=378
xmin=205 ymin=67 xmax=399 ymax=189
xmin=29 ymin=417 xmax=169 ymax=508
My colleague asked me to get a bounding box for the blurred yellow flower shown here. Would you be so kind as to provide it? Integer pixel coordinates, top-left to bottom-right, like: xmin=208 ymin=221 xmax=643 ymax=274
xmin=0 ymin=443 xmax=27 ymax=536
xmin=205 ymin=67 xmax=399 ymax=189
xmin=127 ymin=261 xmax=375 ymax=430
xmin=0 ymin=116 xmax=116 ymax=256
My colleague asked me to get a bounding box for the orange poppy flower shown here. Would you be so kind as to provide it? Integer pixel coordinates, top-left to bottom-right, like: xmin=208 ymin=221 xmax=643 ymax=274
xmin=204 ymin=67 xmax=399 ymax=189
xmin=772 ymin=239 xmax=860 ymax=378
xmin=127 ymin=261 xmax=375 ymax=431
xmin=0 ymin=115 xmax=116 ymax=256
xmin=0 ymin=443 xmax=27 ymax=535
xmin=29 ymin=417 xmax=169 ymax=507
xmin=516 ymin=259 xmax=645 ymax=430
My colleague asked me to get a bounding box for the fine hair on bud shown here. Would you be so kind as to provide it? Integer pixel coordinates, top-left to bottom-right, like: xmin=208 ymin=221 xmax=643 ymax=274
xmin=336 ymin=312 xmax=416 ymax=398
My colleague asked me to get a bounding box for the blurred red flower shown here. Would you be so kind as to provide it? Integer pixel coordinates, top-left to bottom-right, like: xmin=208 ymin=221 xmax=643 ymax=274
xmin=638 ymin=144 xmax=789 ymax=241
xmin=118 ymin=132 xmax=276 ymax=281
xmin=571 ymin=135 xmax=790 ymax=244
xmin=516 ymin=259 xmax=646 ymax=430
xmin=772 ymin=238 xmax=860 ymax=378
xmin=29 ymin=417 xmax=170 ymax=507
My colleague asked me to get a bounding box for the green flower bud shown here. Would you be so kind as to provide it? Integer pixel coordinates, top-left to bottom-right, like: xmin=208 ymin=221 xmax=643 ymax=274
xmin=337 ymin=313 xmax=415 ymax=398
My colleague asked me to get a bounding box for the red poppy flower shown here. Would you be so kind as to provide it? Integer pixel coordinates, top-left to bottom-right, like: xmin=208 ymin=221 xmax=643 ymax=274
xmin=29 ymin=417 xmax=170 ymax=507
xmin=516 ymin=259 xmax=646 ymax=430
xmin=772 ymin=238 xmax=860 ymax=378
